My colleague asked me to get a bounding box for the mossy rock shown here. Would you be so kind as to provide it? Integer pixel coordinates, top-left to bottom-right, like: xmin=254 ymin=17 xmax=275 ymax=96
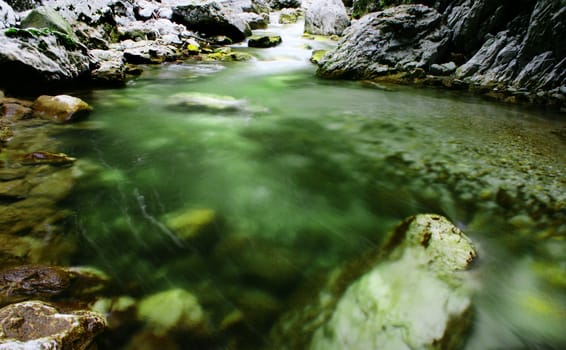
xmin=310 ymin=49 xmax=328 ymax=64
xmin=204 ymin=48 xmax=254 ymax=62
xmin=247 ymin=35 xmax=282 ymax=48
xmin=20 ymin=6 xmax=77 ymax=40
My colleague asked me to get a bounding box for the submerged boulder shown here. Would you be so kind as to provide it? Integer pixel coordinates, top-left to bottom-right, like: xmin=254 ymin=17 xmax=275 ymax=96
xmin=0 ymin=301 xmax=106 ymax=350
xmin=166 ymin=92 xmax=268 ymax=115
xmin=270 ymin=214 xmax=477 ymax=349
xmin=32 ymin=95 xmax=92 ymax=123
xmin=303 ymin=0 xmax=350 ymax=36
xmin=317 ymin=5 xmax=450 ymax=79
xmin=171 ymin=0 xmax=251 ymax=42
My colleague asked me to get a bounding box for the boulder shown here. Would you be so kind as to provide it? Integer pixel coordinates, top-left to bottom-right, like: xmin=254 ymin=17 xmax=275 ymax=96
xmin=430 ymin=61 xmax=457 ymax=76
xmin=238 ymin=11 xmax=269 ymax=29
xmin=40 ymin=0 xmax=136 ymax=25
xmin=247 ymin=34 xmax=282 ymax=48
xmin=317 ymin=5 xmax=450 ymax=79
xmin=0 ymin=265 xmax=109 ymax=306
xmin=0 ymin=301 xmax=106 ymax=350
xmin=122 ymin=40 xmax=179 ymax=64
xmin=270 ymin=214 xmax=477 ymax=349
xmin=0 ymin=29 xmax=92 ymax=91
xmin=32 ymin=95 xmax=92 ymax=123
xmin=90 ymin=48 xmax=127 ymax=85
xmin=0 ymin=0 xmax=16 ymax=29
xmin=171 ymin=0 xmax=251 ymax=42
xmin=303 ymin=0 xmax=350 ymax=36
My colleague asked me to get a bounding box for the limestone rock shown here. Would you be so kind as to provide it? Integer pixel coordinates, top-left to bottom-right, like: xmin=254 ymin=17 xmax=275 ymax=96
xmin=0 ymin=29 xmax=92 ymax=91
xmin=270 ymin=214 xmax=477 ymax=349
xmin=270 ymin=0 xmax=301 ymax=9
xmin=317 ymin=5 xmax=450 ymax=79
xmin=303 ymin=0 xmax=350 ymax=36
xmin=90 ymin=48 xmax=127 ymax=86
xmin=247 ymin=34 xmax=282 ymax=48
xmin=279 ymin=8 xmax=300 ymax=24
xmin=239 ymin=11 xmax=269 ymax=29
xmin=0 ymin=0 xmax=17 ymax=29
xmin=32 ymin=95 xmax=92 ymax=123
xmin=171 ymin=0 xmax=251 ymax=42
xmin=0 ymin=301 xmax=106 ymax=350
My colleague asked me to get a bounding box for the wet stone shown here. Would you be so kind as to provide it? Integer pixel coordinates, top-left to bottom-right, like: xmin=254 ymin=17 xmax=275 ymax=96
xmin=0 ymin=301 xmax=106 ymax=350
xmin=32 ymin=95 xmax=92 ymax=123
xmin=247 ymin=34 xmax=282 ymax=48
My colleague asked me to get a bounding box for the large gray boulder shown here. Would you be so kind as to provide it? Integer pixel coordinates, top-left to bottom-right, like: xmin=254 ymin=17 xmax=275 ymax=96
xmin=303 ymin=0 xmax=350 ymax=36
xmin=270 ymin=214 xmax=477 ymax=349
xmin=41 ymin=0 xmax=136 ymax=25
xmin=0 ymin=0 xmax=16 ymax=29
xmin=317 ymin=5 xmax=450 ymax=79
xmin=171 ymin=0 xmax=251 ymax=42
xmin=0 ymin=28 xmax=92 ymax=91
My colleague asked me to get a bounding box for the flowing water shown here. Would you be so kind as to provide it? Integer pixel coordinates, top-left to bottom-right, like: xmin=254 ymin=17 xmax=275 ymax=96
xmin=56 ymin=17 xmax=566 ymax=349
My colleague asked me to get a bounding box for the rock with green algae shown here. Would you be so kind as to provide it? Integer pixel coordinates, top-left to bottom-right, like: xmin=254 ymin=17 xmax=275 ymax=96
xmin=163 ymin=208 xmax=218 ymax=242
xmin=247 ymin=34 xmax=282 ymax=48
xmin=203 ymin=47 xmax=254 ymax=62
xmin=20 ymin=6 xmax=76 ymax=40
xmin=32 ymin=95 xmax=92 ymax=123
xmin=310 ymin=49 xmax=327 ymax=64
xmin=269 ymin=214 xmax=477 ymax=350
xmin=279 ymin=8 xmax=301 ymax=24
xmin=0 ymin=300 xmax=106 ymax=350
xmin=137 ymin=288 xmax=210 ymax=337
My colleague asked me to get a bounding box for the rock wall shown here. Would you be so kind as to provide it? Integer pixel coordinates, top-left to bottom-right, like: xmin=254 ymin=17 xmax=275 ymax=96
xmin=318 ymin=0 xmax=566 ymax=109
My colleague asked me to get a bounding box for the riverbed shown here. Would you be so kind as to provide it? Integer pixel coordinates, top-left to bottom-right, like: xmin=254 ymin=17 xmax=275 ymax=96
xmin=51 ymin=16 xmax=566 ymax=349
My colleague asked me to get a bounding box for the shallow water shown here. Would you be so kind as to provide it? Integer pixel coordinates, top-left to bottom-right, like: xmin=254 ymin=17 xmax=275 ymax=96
xmin=57 ymin=18 xmax=566 ymax=349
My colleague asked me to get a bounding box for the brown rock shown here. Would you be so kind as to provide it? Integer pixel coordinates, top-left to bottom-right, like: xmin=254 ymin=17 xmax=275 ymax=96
xmin=0 ymin=265 xmax=109 ymax=307
xmin=20 ymin=151 xmax=76 ymax=166
xmin=32 ymin=95 xmax=92 ymax=123
xmin=0 ymin=301 xmax=106 ymax=350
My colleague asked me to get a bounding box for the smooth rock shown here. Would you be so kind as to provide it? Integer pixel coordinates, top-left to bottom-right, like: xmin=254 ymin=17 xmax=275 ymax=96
xmin=166 ymin=92 xmax=267 ymax=115
xmin=162 ymin=208 xmax=218 ymax=244
xmin=317 ymin=5 xmax=450 ymax=79
xmin=270 ymin=214 xmax=477 ymax=349
xmin=32 ymin=95 xmax=92 ymax=123
xmin=0 ymin=301 xmax=106 ymax=350
xmin=430 ymin=61 xmax=457 ymax=76
xmin=303 ymin=0 xmax=350 ymax=36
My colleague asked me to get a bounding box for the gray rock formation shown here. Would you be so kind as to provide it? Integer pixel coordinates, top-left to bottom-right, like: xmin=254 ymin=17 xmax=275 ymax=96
xmin=317 ymin=5 xmax=450 ymax=78
xmin=270 ymin=214 xmax=477 ymax=350
xmin=0 ymin=1 xmax=17 ymax=29
xmin=303 ymin=0 xmax=350 ymax=36
xmin=171 ymin=0 xmax=251 ymax=42
xmin=0 ymin=28 xmax=92 ymax=91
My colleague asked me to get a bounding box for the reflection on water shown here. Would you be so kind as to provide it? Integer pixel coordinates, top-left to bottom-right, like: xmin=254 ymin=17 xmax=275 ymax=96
xmin=57 ymin=19 xmax=566 ymax=350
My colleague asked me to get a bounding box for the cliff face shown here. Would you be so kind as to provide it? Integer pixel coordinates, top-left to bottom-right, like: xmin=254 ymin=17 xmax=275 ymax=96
xmin=319 ymin=0 xmax=566 ymax=109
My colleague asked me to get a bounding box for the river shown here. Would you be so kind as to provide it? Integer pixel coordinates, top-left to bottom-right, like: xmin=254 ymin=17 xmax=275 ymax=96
xmin=55 ymin=15 xmax=566 ymax=349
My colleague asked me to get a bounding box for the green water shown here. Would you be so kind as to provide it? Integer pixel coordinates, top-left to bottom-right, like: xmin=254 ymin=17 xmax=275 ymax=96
xmin=57 ymin=21 xmax=566 ymax=349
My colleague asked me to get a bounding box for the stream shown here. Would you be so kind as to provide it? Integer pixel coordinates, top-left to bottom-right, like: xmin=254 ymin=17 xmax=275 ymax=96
xmin=54 ymin=15 xmax=566 ymax=349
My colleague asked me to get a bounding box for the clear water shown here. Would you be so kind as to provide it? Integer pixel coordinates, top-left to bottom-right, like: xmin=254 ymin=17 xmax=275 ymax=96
xmin=56 ymin=18 xmax=566 ymax=349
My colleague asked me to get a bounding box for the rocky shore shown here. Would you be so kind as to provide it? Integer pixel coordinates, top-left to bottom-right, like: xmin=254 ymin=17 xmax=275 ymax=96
xmin=0 ymin=1 xmax=564 ymax=349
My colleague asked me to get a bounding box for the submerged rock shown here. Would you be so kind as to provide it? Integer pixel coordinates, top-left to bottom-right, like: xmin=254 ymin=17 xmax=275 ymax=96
xmin=32 ymin=95 xmax=92 ymax=123
xmin=303 ymin=0 xmax=350 ymax=36
xmin=137 ymin=288 xmax=209 ymax=336
xmin=0 ymin=300 xmax=106 ymax=350
xmin=247 ymin=34 xmax=282 ymax=48
xmin=270 ymin=214 xmax=477 ymax=349
xmin=166 ymin=92 xmax=268 ymax=115
xmin=317 ymin=5 xmax=449 ymax=79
